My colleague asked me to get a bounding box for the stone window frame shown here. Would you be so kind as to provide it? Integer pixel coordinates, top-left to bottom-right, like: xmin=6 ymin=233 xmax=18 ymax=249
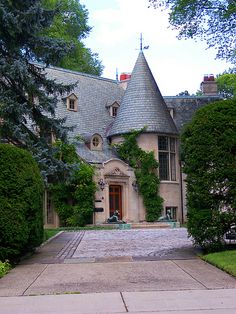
xmin=91 ymin=134 xmax=103 ymax=151
xmin=158 ymin=136 xmax=177 ymax=181
xmin=66 ymin=93 xmax=78 ymax=112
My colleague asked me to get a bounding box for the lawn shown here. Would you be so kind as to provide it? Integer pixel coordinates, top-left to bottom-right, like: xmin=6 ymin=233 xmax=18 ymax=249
xmin=202 ymin=250 xmax=236 ymax=277
xmin=43 ymin=229 xmax=60 ymax=242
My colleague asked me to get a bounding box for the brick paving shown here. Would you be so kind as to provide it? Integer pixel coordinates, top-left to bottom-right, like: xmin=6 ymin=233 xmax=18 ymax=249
xmin=72 ymin=228 xmax=197 ymax=261
xmin=21 ymin=228 xmax=198 ymax=265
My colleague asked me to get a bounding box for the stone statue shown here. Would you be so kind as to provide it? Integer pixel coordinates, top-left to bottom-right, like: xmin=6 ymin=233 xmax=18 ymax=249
xmin=107 ymin=211 xmax=126 ymax=224
xmin=107 ymin=210 xmax=119 ymax=223
xmin=158 ymin=209 xmax=176 ymax=222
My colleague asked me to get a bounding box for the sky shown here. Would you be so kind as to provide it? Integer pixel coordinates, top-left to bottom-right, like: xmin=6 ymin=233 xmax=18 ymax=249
xmin=81 ymin=0 xmax=232 ymax=96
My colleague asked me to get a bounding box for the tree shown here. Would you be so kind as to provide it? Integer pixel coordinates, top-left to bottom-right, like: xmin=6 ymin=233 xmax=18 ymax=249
xmin=148 ymin=0 xmax=236 ymax=64
xmin=216 ymin=68 xmax=236 ymax=99
xmin=42 ymin=0 xmax=103 ymax=75
xmin=0 ymin=144 xmax=44 ymax=261
xmin=0 ymin=0 xmax=74 ymax=181
xmin=181 ymin=99 xmax=236 ymax=251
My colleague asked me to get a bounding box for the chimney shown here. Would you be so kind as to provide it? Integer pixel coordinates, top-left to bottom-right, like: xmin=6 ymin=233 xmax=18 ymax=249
xmin=200 ymin=74 xmax=218 ymax=96
xmin=119 ymin=72 xmax=131 ymax=90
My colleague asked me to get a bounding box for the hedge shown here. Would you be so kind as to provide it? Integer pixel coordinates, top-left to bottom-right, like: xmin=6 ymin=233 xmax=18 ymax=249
xmin=0 ymin=144 xmax=44 ymax=261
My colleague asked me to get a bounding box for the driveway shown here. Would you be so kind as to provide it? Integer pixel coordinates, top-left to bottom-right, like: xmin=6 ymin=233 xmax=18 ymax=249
xmin=0 ymin=228 xmax=236 ymax=297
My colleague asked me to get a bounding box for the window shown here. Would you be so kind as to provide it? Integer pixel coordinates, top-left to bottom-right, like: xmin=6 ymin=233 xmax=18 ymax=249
xmin=91 ymin=134 xmax=103 ymax=151
xmin=166 ymin=207 xmax=177 ymax=220
xmin=92 ymin=136 xmax=100 ymax=147
xmin=158 ymin=136 xmax=177 ymax=181
xmin=66 ymin=93 xmax=78 ymax=111
xmin=109 ymin=102 xmax=119 ymax=117
xmin=112 ymin=106 xmax=118 ymax=117
xmin=69 ymin=99 xmax=75 ymax=110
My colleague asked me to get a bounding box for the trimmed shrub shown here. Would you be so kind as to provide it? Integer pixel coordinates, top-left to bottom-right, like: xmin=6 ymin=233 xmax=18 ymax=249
xmin=181 ymin=99 xmax=236 ymax=252
xmin=0 ymin=144 xmax=44 ymax=261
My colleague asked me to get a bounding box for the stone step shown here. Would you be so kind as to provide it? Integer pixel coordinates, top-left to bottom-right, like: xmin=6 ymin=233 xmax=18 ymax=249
xmin=94 ymin=221 xmax=180 ymax=229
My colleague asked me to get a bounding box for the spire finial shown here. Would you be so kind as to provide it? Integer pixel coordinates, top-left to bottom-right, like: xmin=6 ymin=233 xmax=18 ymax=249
xmin=140 ymin=33 xmax=143 ymax=51
xmin=139 ymin=33 xmax=149 ymax=51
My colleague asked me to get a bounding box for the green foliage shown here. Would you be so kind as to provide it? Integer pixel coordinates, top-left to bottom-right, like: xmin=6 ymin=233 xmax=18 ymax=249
xmin=43 ymin=229 xmax=60 ymax=242
xmin=0 ymin=260 xmax=11 ymax=278
xmin=216 ymin=68 xmax=236 ymax=99
xmin=202 ymin=250 xmax=236 ymax=277
xmin=149 ymin=0 xmax=236 ymax=64
xmin=51 ymin=142 xmax=96 ymax=227
xmin=0 ymin=144 xmax=44 ymax=261
xmin=116 ymin=129 xmax=163 ymax=221
xmin=0 ymin=0 xmax=74 ymax=181
xmin=42 ymin=0 xmax=103 ymax=75
xmin=181 ymin=99 xmax=236 ymax=251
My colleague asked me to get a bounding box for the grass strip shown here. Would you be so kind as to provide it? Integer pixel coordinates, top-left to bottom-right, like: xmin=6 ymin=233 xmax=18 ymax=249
xmin=202 ymin=250 xmax=236 ymax=277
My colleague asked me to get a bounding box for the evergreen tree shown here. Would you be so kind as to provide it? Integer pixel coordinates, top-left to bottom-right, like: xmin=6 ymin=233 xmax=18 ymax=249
xmin=0 ymin=0 xmax=75 ymax=181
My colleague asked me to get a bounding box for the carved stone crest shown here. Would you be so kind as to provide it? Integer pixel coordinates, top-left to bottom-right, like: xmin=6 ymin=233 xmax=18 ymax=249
xmin=104 ymin=167 xmax=129 ymax=177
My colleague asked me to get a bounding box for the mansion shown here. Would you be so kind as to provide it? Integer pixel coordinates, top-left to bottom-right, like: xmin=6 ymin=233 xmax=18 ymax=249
xmin=44 ymin=51 xmax=220 ymax=228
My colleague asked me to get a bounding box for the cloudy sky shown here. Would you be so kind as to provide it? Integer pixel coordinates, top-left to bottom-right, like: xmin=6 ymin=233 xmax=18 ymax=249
xmin=82 ymin=0 xmax=232 ymax=96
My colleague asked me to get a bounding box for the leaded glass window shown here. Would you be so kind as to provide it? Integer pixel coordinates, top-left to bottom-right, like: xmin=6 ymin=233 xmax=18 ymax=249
xmin=158 ymin=136 xmax=177 ymax=181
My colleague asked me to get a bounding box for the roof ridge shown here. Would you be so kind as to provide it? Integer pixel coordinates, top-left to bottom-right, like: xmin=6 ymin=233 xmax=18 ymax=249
xmin=47 ymin=66 xmax=119 ymax=84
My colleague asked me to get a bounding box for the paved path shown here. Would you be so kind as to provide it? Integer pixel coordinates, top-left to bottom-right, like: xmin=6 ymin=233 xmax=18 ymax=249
xmin=0 ymin=229 xmax=236 ymax=313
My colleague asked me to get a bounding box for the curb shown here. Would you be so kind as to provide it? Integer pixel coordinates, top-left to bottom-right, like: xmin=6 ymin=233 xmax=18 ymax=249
xmin=37 ymin=231 xmax=64 ymax=250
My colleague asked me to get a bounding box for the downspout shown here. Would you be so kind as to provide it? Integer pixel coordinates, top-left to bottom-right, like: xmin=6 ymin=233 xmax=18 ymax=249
xmin=179 ymin=160 xmax=184 ymax=224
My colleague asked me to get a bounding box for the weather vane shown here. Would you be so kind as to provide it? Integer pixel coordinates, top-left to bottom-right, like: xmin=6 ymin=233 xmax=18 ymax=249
xmin=140 ymin=33 xmax=149 ymax=51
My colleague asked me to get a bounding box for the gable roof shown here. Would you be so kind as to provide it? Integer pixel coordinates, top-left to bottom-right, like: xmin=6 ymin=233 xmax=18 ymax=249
xmin=109 ymin=51 xmax=178 ymax=137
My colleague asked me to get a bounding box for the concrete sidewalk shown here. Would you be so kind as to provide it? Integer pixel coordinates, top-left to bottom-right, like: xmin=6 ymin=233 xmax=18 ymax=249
xmin=1 ymin=289 xmax=236 ymax=314
xmin=0 ymin=230 xmax=236 ymax=313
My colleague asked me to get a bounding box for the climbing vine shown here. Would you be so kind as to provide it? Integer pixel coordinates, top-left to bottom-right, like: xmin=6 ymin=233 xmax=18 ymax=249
xmin=116 ymin=129 xmax=163 ymax=221
xmin=50 ymin=140 xmax=96 ymax=227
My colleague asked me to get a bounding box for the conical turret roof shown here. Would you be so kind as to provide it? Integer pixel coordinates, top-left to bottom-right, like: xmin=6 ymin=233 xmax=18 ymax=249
xmin=109 ymin=51 xmax=178 ymax=137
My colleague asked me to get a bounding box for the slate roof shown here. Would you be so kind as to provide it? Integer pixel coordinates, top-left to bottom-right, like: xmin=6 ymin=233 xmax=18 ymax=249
xmin=109 ymin=51 xmax=178 ymax=137
xmin=164 ymin=95 xmax=222 ymax=133
xmin=46 ymin=63 xmax=220 ymax=164
xmin=46 ymin=66 xmax=124 ymax=163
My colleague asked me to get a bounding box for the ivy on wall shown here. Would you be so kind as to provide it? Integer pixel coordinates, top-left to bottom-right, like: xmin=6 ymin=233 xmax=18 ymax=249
xmin=116 ymin=129 xmax=163 ymax=221
xmin=50 ymin=140 xmax=96 ymax=227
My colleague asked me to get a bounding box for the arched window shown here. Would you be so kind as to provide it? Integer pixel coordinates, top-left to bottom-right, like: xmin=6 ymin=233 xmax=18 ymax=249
xmin=91 ymin=134 xmax=103 ymax=151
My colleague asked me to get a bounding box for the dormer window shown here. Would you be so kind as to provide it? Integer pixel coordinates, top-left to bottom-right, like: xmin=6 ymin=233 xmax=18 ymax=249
xmin=110 ymin=102 xmax=119 ymax=117
xmin=66 ymin=93 xmax=78 ymax=112
xmin=92 ymin=136 xmax=100 ymax=147
xmin=91 ymin=134 xmax=103 ymax=151
xmin=112 ymin=106 xmax=118 ymax=117
xmin=69 ymin=98 xmax=75 ymax=110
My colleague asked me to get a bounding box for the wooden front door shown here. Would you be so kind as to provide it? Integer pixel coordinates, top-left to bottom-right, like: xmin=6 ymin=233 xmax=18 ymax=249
xmin=109 ymin=185 xmax=122 ymax=219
